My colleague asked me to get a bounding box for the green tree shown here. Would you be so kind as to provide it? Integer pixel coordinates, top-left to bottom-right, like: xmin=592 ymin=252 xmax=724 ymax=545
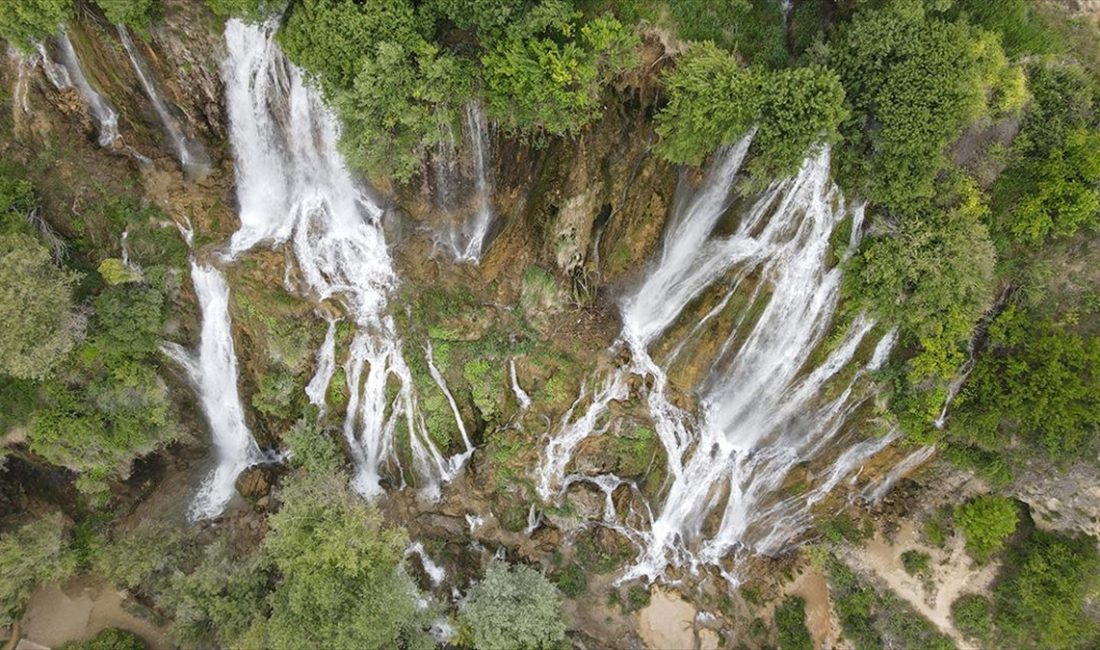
xmin=951 ymin=309 xmax=1100 ymax=460
xmin=955 ymin=495 xmax=1018 ymax=562
xmin=830 ymin=4 xmax=993 ymax=207
xmin=0 ymin=513 xmax=74 ymax=627
xmin=0 ymin=0 xmax=73 ymax=51
xmin=951 ymin=593 xmax=993 ymax=644
xmin=994 ymin=529 xmax=1100 ymax=649
xmin=654 ymin=44 xmax=845 ymax=179
xmin=257 ymin=474 xmax=432 ymax=649
xmin=481 ymin=13 xmax=638 ymax=136
xmin=0 ymin=234 xmax=81 ymax=380
xmin=58 ymin=627 xmax=147 ymax=650
xmin=775 ymin=596 xmax=813 ymax=650
xmin=845 ymin=177 xmax=996 ymax=380
xmin=95 ymin=0 xmax=158 ymax=30
xmin=458 ymin=560 xmax=566 ymax=650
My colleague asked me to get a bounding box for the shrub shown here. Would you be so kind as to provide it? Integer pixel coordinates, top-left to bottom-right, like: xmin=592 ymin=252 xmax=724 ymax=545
xmin=458 ymin=560 xmax=566 ymax=650
xmin=92 ymin=521 xmax=187 ymax=591
xmin=0 ymin=234 xmax=81 ymax=380
xmin=830 ymin=5 xmax=997 ymax=207
xmin=0 ymin=0 xmax=72 ymax=51
xmin=59 ymin=627 xmax=147 ymax=650
xmin=775 ymin=596 xmax=813 ymax=650
xmin=550 ymin=562 xmax=587 ymax=598
xmin=481 ymin=13 xmax=638 ymax=136
xmin=954 ymin=495 xmax=1018 ymax=562
xmin=655 ymin=43 xmax=845 ymax=179
xmin=994 ymin=529 xmax=1100 ymax=649
xmin=95 ymin=0 xmax=158 ymax=30
xmin=951 ymin=593 xmax=992 ymax=643
xmin=901 ymin=550 xmax=931 ymax=576
xmin=0 ymin=513 xmax=75 ymax=627
xmin=259 ymin=474 xmax=430 ymax=649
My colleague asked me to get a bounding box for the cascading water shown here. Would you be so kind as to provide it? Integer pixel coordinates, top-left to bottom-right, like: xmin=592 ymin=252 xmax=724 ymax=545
xmin=221 ymin=19 xmax=471 ymax=498
xmin=117 ymin=26 xmax=208 ymax=174
xmin=436 ymin=102 xmax=495 ymax=263
xmin=539 ymin=143 xmax=900 ymax=581
xmin=163 ymin=262 xmax=263 ymax=520
xmin=53 ymin=30 xmax=120 ymax=147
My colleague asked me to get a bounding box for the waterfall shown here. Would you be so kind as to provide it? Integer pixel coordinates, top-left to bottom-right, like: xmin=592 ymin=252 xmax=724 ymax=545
xmin=437 ymin=102 xmax=495 ymax=263
xmin=163 ymin=262 xmax=263 ymax=520
xmin=539 ymin=143 xmax=899 ymax=581
xmin=117 ymin=26 xmax=208 ymax=175
xmin=53 ymin=31 xmax=120 ymax=147
xmin=221 ymin=20 xmax=470 ymax=498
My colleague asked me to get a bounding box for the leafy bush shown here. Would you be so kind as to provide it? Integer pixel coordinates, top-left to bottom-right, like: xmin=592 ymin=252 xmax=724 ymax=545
xmin=95 ymin=0 xmax=158 ymax=30
xmin=0 ymin=234 xmax=81 ymax=380
xmin=59 ymin=627 xmax=147 ymax=650
xmin=283 ymin=413 xmax=344 ymax=475
xmin=951 ymin=593 xmax=992 ymax=643
xmin=655 ymin=43 xmax=845 ymax=179
xmin=481 ymin=13 xmax=638 ymax=136
xmin=458 ymin=560 xmax=566 ymax=650
xmin=845 ymin=176 xmax=995 ymax=381
xmin=952 ymin=309 xmax=1100 ymax=460
xmin=994 ymin=529 xmax=1100 ymax=649
xmin=92 ymin=521 xmax=187 ymax=591
xmin=665 ymin=0 xmax=786 ymax=68
xmin=830 ymin=5 xmax=996 ymax=207
xmin=259 ymin=474 xmax=431 ymax=649
xmin=550 ymin=562 xmax=587 ymax=598
xmin=0 ymin=0 xmax=72 ymax=51
xmin=775 ymin=596 xmax=813 ymax=650
xmin=900 ymin=549 xmax=931 ymax=576
xmin=954 ymin=495 xmax=1018 ymax=562
xmin=0 ymin=513 xmax=74 ymax=627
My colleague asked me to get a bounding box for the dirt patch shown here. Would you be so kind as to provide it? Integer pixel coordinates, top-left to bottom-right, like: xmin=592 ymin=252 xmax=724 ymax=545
xmin=786 ymin=566 xmax=838 ymax=650
xmin=840 ymin=520 xmax=1000 ymax=646
xmin=636 ymin=589 xmax=696 ymax=649
xmin=19 ymin=575 xmax=172 ymax=649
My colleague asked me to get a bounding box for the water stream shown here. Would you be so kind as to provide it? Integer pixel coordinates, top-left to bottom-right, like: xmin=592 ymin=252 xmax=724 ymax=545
xmin=117 ymin=26 xmax=208 ymax=175
xmin=53 ymin=30 xmax=120 ymax=147
xmin=163 ymin=262 xmax=263 ymax=520
xmin=436 ymin=102 xmax=495 ymax=262
xmin=539 ymin=143 xmax=900 ymax=581
xmin=221 ymin=19 xmax=471 ymax=499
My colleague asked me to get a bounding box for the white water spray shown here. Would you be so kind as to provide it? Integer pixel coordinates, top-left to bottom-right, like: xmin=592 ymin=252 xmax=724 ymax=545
xmin=53 ymin=31 xmax=120 ymax=146
xmin=163 ymin=262 xmax=262 ymax=520
xmin=438 ymin=102 xmax=495 ymax=262
xmin=117 ymin=26 xmax=207 ymax=174
xmin=221 ymin=20 xmax=470 ymax=498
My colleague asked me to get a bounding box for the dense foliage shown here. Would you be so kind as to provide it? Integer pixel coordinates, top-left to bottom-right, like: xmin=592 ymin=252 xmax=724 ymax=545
xmin=0 ymin=513 xmax=74 ymax=627
xmin=458 ymin=560 xmax=567 ymax=650
xmin=954 ymin=495 xmax=1019 ymax=562
xmin=655 ymin=43 xmax=845 ymax=179
xmin=95 ymin=0 xmax=159 ymax=30
xmin=0 ymin=0 xmax=72 ymax=51
xmin=774 ymin=596 xmax=813 ymax=650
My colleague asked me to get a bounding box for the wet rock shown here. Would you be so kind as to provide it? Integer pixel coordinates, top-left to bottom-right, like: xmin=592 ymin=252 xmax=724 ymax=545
xmin=235 ymin=465 xmax=273 ymax=500
xmin=531 ymin=523 xmax=563 ymax=552
xmin=565 ymin=482 xmax=608 ymax=521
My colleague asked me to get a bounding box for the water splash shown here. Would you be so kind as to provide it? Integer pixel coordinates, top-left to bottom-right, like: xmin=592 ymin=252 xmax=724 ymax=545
xmin=539 ymin=144 xmax=901 ymax=581
xmin=53 ymin=30 xmax=120 ymax=146
xmin=509 ymin=358 xmax=532 ymax=409
xmin=163 ymin=262 xmax=263 ymax=520
xmin=117 ymin=26 xmax=208 ymax=175
xmin=437 ymin=102 xmax=495 ymax=263
xmin=221 ymin=20 xmax=468 ymax=498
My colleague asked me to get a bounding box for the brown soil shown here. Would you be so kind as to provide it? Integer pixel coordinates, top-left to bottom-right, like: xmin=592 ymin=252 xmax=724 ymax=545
xmin=18 ymin=575 xmax=172 ymax=649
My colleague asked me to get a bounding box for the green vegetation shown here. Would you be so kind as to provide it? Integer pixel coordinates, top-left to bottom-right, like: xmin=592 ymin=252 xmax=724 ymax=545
xmin=0 ymin=513 xmax=74 ymax=628
xmin=829 ymin=3 xmax=1011 ymax=208
xmin=95 ymin=0 xmax=159 ymax=30
xmin=951 ymin=593 xmax=992 ymax=644
xmin=458 ymin=560 xmax=566 ymax=650
xmin=775 ymin=596 xmax=813 ymax=650
xmin=0 ymin=233 xmax=81 ymax=380
xmin=59 ymin=628 xmax=147 ymax=650
xmin=826 ymin=557 xmax=953 ymax=650
xmin=955 ymin=495 xmax=1019 ymax=562
xmin=654 ymin=42 xmax=845 ymax=180
xmin=993 ymin=528 xmax=1100 ymax=649
xmin=900 ymin=549 xmax=931 ymax=577
xmin=0 ymin=0 xmax=72 ymax=51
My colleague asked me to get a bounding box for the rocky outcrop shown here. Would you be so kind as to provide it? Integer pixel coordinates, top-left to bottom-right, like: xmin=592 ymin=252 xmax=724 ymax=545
xmin=1011 ymin=460 xmax=1100 ymax=538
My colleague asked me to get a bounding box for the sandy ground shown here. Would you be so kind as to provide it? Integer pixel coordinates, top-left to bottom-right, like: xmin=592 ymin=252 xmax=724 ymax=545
xmin=786 ymin=566 xmax=840 ymax=649
xmin=840 ymin=520 xmax=999 ymax=647
xmin=17 ymin=576 xmax=172 ymax=650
